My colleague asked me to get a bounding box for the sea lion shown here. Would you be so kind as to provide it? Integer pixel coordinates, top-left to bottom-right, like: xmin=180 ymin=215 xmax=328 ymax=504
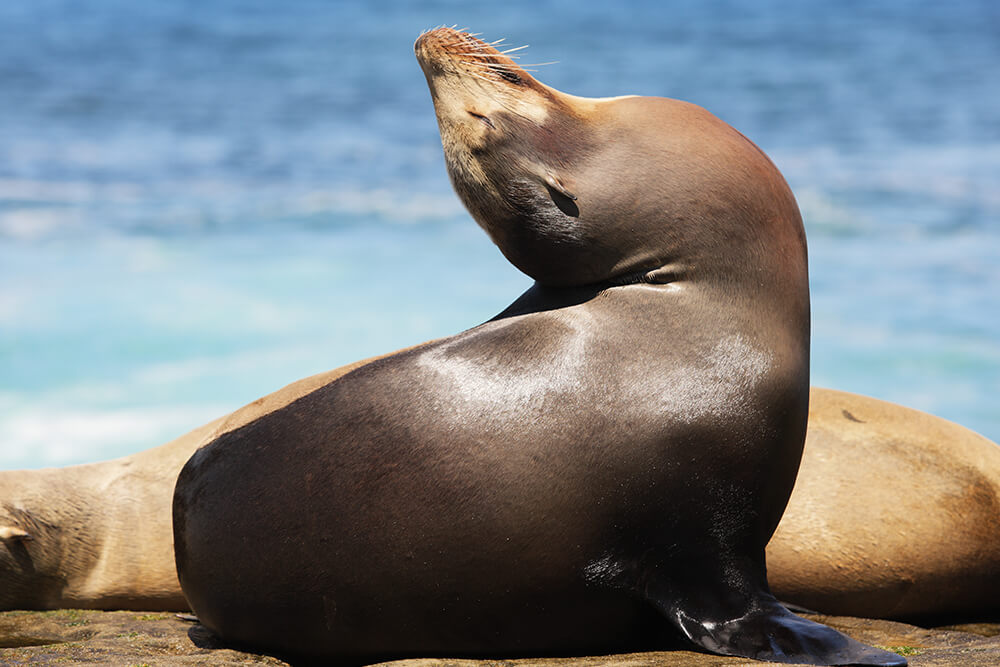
xmin=0 ymin=348 xmax=420 ymax=611
xmin=171 ymin=27 xmax=902 ymax=665
xmin=0 ymin=425 xmax=204 ymax=611
xmin=769 ymin=387 xmax=1000 ymax=620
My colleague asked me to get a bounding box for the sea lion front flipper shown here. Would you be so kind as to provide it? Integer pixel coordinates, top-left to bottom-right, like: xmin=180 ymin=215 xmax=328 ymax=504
xmin=663 ymin=593 xmax=907 ymax=666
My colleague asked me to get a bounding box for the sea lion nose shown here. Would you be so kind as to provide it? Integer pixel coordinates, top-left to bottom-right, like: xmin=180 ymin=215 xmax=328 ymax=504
xmin=414 ymin=27 xmax=451 ymax=57
xmin=414 ymin=30 xmax=446 ymax=73
xmin=413 ymin=32 xmax=430 ymax=57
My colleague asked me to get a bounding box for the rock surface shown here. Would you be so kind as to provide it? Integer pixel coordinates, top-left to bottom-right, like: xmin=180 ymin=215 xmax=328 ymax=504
xmin=1 ymin=609 xmax=997 ymax=666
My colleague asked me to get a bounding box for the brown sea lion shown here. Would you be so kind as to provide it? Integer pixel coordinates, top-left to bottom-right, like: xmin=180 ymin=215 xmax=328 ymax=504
xmin=769 ymin=387 xmax=1000 ymax=620
xmin=170 ymin=27 xmax=902 ymax=665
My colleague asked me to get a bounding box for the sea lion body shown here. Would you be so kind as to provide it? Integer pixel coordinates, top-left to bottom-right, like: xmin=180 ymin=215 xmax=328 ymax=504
xmin=769 ymin=388 xmax=1000 ymax=620
xmin=172 ymin=28 xmax=901 ymax=665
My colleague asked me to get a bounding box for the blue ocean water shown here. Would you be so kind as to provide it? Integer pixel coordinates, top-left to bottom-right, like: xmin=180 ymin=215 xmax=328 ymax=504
xmin=1 ymin=0 xmax=997 ymax=468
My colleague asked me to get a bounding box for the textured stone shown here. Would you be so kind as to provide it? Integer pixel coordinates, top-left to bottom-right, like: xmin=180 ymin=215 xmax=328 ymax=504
xmin=0 ymin=609 xmax=997 ymax=666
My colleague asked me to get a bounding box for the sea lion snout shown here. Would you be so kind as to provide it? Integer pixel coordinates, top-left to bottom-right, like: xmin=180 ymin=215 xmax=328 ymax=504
xmin=414 ymin=27 xmax=524 ymax=76
xmin=414 ymin=27 xmax=553 ymax=133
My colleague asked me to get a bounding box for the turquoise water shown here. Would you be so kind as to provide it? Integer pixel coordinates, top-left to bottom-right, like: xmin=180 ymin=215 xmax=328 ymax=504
xmin=2 ymin=0 xmax=998 ymax=468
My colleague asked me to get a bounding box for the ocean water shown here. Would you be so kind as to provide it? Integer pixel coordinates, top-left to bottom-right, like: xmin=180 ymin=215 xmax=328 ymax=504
xmin=1 ymin=0 xmax=997 ymax=469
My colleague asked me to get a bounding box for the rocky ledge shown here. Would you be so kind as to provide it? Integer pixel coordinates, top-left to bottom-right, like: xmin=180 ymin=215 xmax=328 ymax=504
xmin=1 ymin=609 xmax=997 ymax=666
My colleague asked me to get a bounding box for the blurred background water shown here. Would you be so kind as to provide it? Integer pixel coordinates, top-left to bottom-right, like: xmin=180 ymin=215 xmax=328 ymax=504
xmin=1 ymin=0 xmax=997 ymax=468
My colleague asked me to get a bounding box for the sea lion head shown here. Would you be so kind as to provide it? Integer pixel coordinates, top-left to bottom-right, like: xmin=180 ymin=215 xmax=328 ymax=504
xmin=415 ymin=27 xmax=805 ymax=294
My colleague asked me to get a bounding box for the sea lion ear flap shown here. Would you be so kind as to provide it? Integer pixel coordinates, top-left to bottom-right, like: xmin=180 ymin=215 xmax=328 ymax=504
xmin=0 ymin=526 xmax=32 ymax=541
xmin=543 ymin=172 xmax=577 ymax=201
xmin=540 ymin=170 xmax=580 ymax=217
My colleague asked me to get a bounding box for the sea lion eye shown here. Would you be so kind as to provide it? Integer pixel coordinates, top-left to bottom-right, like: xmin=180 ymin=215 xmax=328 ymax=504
xmin=492 ymin=67 xmax=523 ymax=85
xmin=467 ymin=111 xmax=495 ymax=129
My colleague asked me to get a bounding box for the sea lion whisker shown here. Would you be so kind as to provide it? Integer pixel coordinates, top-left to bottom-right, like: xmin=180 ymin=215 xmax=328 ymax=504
xmin=500 ymin=45 xmax=530 ymax=54
xmin=452 ymin=53 xmax=520 ymax=61
xmin=458 ymin=63 xmax=496 ymax=72
xmin=462 ymin=61 xmax=522 ymax=72
xmin=467 ymin=72 xmax=501 ymax=84
xmin=461 ymin=65 xmax=527 ymax=83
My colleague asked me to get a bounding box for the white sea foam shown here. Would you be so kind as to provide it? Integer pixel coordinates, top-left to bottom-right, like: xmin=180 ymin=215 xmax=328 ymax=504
xmin=0 ymin=208 xmax=83 ymax=240
xmin=774 ymin=143 xmax=1000 ymax=216
xmin=794 ymin=187 xmax=871 ymax=235
xmin=0 ymin=181 xmax=465 ymax=240
xmin=292 ymin=187 xmax=465 ymax=223
xmin=0 ymin=404 xmax=224 ymax=469
xmin=0 ymin=179 xmax=139 ymax=203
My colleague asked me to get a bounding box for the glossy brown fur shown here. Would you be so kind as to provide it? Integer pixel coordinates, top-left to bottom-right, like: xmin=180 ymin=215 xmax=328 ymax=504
xmin=172 ymin=28 xmax=902 ymax=665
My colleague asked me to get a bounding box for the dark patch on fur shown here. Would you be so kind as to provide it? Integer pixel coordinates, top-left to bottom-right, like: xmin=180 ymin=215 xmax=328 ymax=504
xmin=842 ymin=409 xmax=866 ymax=423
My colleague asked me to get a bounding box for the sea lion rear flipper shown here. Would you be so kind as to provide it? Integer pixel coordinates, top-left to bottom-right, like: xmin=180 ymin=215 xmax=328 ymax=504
xmin=664 ymin=594 xmax=907 ymax=666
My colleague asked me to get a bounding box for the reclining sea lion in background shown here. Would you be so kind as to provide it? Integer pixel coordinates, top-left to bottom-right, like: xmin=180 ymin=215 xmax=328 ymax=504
xmin=0 ymin=28 xmax=993 ymax=656
xmin=171 ymin=27 xmax=899 ymax=665
xmin=3 ymin=378 xmax=996 ymax=617
xmin=0 ymin=170 xmax=995 ymax=662
xmin=0 ymin=421 xmax=208 ymax=612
